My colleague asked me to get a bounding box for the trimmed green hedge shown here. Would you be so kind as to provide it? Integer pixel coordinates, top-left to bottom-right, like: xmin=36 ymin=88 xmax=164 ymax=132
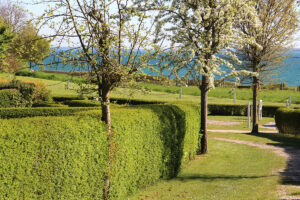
xmin=0 ymin=116 xmax=107 ymax=199
xmin=64 ymin=100 xmax=100 ymax=107
xmin=275 ymin=108 xmax=300 ymax=135
xmin=208 ymin=104 xmax=281 ymax=117
xmin=52 ymin=96 xmax=85 ymax=102
xmin=0 ymin=107 xmax=96 ymax=119
xmin=0 ymin=104 xmax=200 ymax=199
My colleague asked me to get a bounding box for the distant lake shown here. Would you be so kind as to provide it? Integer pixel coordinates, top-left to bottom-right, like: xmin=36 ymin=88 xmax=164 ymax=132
xmin=33 ymin=49 xmax=300 ymax=86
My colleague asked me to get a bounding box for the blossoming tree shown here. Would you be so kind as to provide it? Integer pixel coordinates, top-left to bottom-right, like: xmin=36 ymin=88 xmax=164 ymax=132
xmin=235 ymin=0 xmax=299 ymax=134
xmin=154 ymin=0 xmax=260 ymax=154
xmin=34 ymin=0 xmax=158 ymax=198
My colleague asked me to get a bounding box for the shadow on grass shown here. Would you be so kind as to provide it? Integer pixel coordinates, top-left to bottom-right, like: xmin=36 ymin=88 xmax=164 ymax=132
xmin=249 ymin=132 xmax=300 ymax=186
xmin=176 ymin=174 xmax=276 ymax=182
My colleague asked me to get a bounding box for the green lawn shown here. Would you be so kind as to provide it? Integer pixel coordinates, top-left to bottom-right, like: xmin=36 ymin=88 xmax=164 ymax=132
xmin=128 ymin=139 xmax=285 ymax=200
xmin=1 ymin=72 xmax=299 ymax=108
xmin=140 ymin=82 xmax=300 ymax=105
xmin=207 ymin=115 xmax=275 ymax=132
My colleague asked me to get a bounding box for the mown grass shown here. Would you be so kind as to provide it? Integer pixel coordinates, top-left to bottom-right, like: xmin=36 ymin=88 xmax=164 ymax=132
xmin=1 ymin=73 xmax=298 ymax=108
xmin=16 ymin=69 xmax=85 ymax=83
xmin=128 ymin=139 xmax=285 ymax=200
xmin=207 ymin=115 xmax=275 ymax=132
xmin=140 ymin=82 xmax=300 ymax=104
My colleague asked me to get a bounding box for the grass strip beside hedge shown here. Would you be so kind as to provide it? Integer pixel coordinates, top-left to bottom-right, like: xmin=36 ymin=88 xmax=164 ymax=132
xmin=275 ymin=108 xmax=300 ymax=135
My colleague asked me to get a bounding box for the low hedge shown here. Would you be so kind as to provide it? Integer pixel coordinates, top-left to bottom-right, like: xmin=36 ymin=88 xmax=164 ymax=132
xmin=52 ymin=96 xmax=85 ymax=102
xmin=275 ymin=108 xmax=300 ymax=135
xmin=64 ymin=100 xmax=100 ymax=107
xmin=208 ymin=104 xmax=281 ymax=117
xmin=0 ymin=107 xmax=96 ymax=119
xmin=0 ymin=104 xmax=201 ymax=199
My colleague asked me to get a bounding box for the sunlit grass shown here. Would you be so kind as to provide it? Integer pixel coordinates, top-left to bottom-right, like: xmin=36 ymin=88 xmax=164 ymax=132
xmin=128 ymin=139 xmax=285 ymax=200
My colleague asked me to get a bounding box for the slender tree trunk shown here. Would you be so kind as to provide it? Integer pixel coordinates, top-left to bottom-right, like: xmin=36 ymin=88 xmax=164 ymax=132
xmin=99 ymin=85 xmax=112 ymax=200
xmin=251 ymin=76 xmax=259 ymax=134
xmin=200 ymin=75 xmax=209 ymax=154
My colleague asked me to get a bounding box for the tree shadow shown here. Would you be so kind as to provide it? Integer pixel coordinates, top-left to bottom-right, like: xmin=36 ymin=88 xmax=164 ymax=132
xmin=248 ymin=132 xmax=300 ymax=186
xmin=176 ymin=174 xmax=276 ymax=182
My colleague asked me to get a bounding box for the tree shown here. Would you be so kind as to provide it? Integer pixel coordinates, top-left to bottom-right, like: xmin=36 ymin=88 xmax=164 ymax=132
xmin=11 ymin=23 xmax=50 ymax=69
xmin=154 ymin=0 xmax=259 ymax=154
xmin=0 ymin=0 xmax=27 ymax=32
xmin=0 ymin=18 xmax=14 ymax=65
xmin=236 ymin=0 xmax=299 ymax=134
xmin=0 ymin=1 xmax=50 ymax=72
xmin=35 ymin=0 xmax=157 ymax=198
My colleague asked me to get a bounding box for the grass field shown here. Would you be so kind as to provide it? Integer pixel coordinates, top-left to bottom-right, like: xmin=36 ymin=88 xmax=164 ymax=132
xmin=1 ymin=73 xmax=299 ymax=108
xmin=207 ymin=115 xmax=275 ymax=132
xmin=140 ymin=82 xmax=300 ymax=104
xmin=128 ymin=139 xmax=285 ymax=200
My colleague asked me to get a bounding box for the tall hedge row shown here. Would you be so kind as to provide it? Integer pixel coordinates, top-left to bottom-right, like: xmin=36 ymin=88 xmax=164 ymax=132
xmin=0 ymin=116 xmax=107 ymax=199
xmin=275 ymin=108 xmax=300 ymax=135
xmin=0 ymin=104 xmax=200 ymax=199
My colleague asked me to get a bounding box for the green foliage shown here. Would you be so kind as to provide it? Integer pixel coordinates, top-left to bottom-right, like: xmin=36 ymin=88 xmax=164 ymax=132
xmin=0 ymin=79 xmax=51 ymax=107
xmin=11 ymin=23 xmax=50 ymax=69
xmin=64 ymin=100 xmax=100 ymax=107
xmin=0 ymin=89 xmax=27 ymax=107
xmin=0 ymin=18 xmax=13 ymax=58
xmin=108 ymin=104 xmax=200 ymax=198
xmin=53 ymin=95 xmax=85 ymax=102
xmin=0 ymin=104 xmax=200 ymax=199
xmin=208 ymin=104 xmax=281 ymax=117
xmin=0 ymin=116 xmax=107 ymax=199
xmin=0 ymin=107 xmax=95 ymax=119
xmin=32 ymin=102 xmax=68 ymax=107
xmin=275 ymin=108 xmax=300 ymax=135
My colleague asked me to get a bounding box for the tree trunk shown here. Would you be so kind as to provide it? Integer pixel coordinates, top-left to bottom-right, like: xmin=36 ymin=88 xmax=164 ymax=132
xmin=99 ymin=86 xmax=112 ymax=200
xmin=251 ymin=76 xmax=259 ymax=134
xmin=200 ymin=75 xmax=209 ymax=154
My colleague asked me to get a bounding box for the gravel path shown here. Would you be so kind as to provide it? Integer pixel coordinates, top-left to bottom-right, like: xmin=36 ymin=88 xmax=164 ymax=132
xmin=211 ymin=136 xmax=300 ymax=200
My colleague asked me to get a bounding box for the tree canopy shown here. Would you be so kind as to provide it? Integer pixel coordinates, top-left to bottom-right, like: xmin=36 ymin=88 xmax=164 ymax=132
xmin=153 ymin=0 xmax=260 ymax=153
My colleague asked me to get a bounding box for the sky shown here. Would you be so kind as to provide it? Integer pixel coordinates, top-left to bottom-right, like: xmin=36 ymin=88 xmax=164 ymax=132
xmin=21 ymin=0 xmax=300 ymax=48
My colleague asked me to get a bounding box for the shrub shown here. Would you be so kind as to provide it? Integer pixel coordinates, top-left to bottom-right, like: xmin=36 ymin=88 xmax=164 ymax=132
xmin=53 ymin=96 xmax=85 ymax=102
xmin=0 ymin=104 xmax=201 ymax=199
xmin=0 ymin=79 xmax=51 ymax=107
xmin=32 ymin=102 xmax=68 ymax=107
xmin=108 ymin=104 xmax=200 ymax=198
xmin=208 ymin=104 xmax=247 ymax=116
xmin=208 ymin=104 xmax=281 ymax=117
xmin=22 ymin=80 xmax=51 ymax=103
xmin=0 ymin=107 xmax=96 ymax=119
xmin=275 ymin=108 xmax=300 ymax=135
xmin=64 ymin=100 xmax=100 ymax=107
xmin=0 ymin=89 xmax=27 ymax=107
xmin=0 ymin=116 xmax=107 ymax=199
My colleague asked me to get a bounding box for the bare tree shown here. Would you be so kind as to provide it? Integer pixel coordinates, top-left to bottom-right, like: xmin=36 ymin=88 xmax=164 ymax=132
xmin=0 ymin=0 xmax=27 ymax=32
